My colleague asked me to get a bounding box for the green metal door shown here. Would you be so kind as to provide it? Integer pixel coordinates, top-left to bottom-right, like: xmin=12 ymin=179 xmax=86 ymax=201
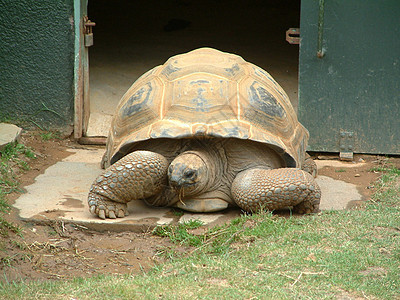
xmin=298 ymin=0 xmax=400 ymax=156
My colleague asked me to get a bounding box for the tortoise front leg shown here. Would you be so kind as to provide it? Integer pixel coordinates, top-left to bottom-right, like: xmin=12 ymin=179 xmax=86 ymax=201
xmin=231 ymin=168 xmax=321 ymax=214
xmin=88 ymin=151 xmax=169 ymax=219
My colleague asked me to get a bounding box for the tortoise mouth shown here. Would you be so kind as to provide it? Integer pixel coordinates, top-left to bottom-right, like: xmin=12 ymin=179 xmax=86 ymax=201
xmin=169 ymin=174 xmax=198 ymax=188
xmin=169 ymin=177 xmax=199 ymax=201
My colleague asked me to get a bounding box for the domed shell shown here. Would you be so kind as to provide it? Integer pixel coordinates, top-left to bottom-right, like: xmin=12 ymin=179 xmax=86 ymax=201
xmin=103 ymin=48 xmax=309 ymax=168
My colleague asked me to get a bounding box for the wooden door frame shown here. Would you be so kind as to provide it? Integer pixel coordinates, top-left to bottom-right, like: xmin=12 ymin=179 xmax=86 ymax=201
xmin=73 ymin=0 xmax=90 ymax=139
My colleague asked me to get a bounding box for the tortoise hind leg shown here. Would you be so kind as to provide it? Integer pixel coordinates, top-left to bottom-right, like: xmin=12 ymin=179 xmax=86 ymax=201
xmin=88 ymin=151 xmax=169 ymax=219
xmin=302 ymin=153 xmax=318 ymax=178
xmin=231 ymin=168 xmax=320 ymax=213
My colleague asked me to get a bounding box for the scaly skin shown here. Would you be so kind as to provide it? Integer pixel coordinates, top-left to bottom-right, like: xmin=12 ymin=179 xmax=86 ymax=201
xmin=88 ymin=151 xmax=169 ymax=219
xmin=302 ymin=153 xmax=318 ymax=178
xmin=88 ymin=148 xmax=321 ymax=218
xmin=231 ymin=168 xmax=321 ymax=213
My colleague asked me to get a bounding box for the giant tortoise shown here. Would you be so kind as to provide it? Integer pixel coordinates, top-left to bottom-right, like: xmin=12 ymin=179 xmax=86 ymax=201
xmin=87 ymin=48 xmax=321 ymax=219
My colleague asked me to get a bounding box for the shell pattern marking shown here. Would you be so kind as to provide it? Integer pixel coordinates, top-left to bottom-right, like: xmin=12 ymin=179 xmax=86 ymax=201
xmin=224 ymin=63 xmax=241 ymax=76
xmin=172 ymin=77 xmax=231 ymax=116
xmin=161 ymin=63 xmax=181 ymax=77
xmin=248 ymin=81 xmax=286 ymax=119
xmin=190 ymin=80 xmax=212 ymax=112
xmin=252 ymin=66 xmax=287 ymax=100
xmin=121 ymin=82 xmax=153 ymax=117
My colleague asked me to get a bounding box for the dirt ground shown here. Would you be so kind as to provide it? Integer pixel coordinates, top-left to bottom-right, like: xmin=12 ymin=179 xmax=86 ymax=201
xmin=0 ymin=133 xmax=398 ymax=282
xmin=1 ymin=134 xmax=185 ymax=282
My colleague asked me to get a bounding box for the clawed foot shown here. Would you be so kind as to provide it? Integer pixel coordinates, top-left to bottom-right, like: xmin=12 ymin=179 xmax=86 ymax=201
xmin=88 ymin=194 xmax=128 ymax=219
xmin=87 ymin=150 xmax=170 ymax=220
xmin=293 ymin=196 xmax=320 ymax=214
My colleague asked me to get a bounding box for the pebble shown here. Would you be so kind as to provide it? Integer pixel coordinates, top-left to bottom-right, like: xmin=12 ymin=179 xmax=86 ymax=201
xmin=355 ymin=174 xmax=361 ymax=177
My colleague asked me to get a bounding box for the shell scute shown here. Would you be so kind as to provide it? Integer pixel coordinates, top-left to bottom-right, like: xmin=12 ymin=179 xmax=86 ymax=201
xmin=120 ymin=82 xmax=154 ymax=118
xmin=247 ymin=81 xmax=286 ymax=119
xmin=168 ymin=74 xmax=235 ymax=118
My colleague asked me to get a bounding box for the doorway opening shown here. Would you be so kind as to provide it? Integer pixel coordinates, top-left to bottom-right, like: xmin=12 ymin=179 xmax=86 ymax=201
xmin=86 ymin=0 xmax=300 ymax=137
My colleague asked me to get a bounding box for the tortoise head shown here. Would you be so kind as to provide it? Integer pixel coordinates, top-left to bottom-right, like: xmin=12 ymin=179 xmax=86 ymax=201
xmin=168 ymin=151 xmax=210 ymax=197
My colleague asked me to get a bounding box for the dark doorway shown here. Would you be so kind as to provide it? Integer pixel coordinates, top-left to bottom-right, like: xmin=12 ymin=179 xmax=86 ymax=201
xmin=87 ymin=0 xmax=300 ymax=136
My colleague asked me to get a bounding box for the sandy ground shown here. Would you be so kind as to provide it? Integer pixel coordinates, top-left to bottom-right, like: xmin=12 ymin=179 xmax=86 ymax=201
xmin=1 ymin=132 xmax=398 ymax=282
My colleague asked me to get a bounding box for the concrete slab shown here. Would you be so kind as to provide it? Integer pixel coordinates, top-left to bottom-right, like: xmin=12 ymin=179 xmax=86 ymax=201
xmin=315 ymin=160 xmax=366 ymax=169
xmin=317 ymin=176 xmax=361 ymax=210
xmin=315 ymin=159 xmax=364 ymax=210
xmin=13 ymin=148 xmax=363 ymax=231
xmin=86 ymin=112 xmax=113 ymax=137
xmin=0 ymin=123 xmax=22 ymax=149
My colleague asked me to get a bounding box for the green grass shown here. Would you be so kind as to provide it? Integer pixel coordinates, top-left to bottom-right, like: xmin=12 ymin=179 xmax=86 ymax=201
xmin=0 ymin=164 xmax=399 ymax=299
xmin=153 ymin=219 xmax=205 ymax=247
xmin=0 ymin=142 xmax=35 ymax=237
xmin=39 ymin=131 xmax=61 ymax=141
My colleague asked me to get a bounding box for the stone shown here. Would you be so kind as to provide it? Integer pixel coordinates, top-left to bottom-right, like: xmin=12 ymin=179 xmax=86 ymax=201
xmin=0 ymin=123 xmax=22 ymax=150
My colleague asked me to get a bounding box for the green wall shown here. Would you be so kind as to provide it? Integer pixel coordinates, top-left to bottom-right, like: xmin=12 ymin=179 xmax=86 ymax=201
xmin=0 ymin=0 xmax=75 ymax=133
xmin=298 ymin=0 xmax=400 ymax=154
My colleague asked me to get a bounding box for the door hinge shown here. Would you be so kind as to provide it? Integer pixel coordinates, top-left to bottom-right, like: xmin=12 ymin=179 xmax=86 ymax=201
xmin=286 ymin=28 xmax=300 ymax=44
xmin=339 ymin=130 xmax=354 ymax=161
xmin=84 ymin=16 xmax=96 ymax=47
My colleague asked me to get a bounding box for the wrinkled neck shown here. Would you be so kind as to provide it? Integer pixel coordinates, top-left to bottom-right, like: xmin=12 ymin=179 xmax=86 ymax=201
xmin=187 ymin=149 xmax=220 ymax=195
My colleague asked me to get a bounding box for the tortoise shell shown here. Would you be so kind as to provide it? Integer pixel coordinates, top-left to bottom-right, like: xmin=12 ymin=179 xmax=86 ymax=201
xmin=102 ymin=48 xmax=308 ymax=169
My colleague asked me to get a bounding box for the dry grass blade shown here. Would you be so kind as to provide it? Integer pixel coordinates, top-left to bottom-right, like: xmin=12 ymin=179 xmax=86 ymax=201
xmin=190 ymin=227 xmax=244 ymax=253
xmin=290 ymin=271 xmax=325 ymax=287
xmin=24 ymin=241 xmax=68 ymax=254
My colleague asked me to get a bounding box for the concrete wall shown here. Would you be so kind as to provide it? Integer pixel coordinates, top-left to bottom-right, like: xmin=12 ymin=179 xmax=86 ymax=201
xmin=0 ymin=0 xmax=75 ymax=133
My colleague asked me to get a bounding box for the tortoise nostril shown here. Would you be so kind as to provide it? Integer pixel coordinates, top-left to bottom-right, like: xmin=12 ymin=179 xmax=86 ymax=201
xmin=169 ymin=175 xmax=181 ymax=187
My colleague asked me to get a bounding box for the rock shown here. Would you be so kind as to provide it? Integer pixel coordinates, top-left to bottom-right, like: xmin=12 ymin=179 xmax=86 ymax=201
xmin=0 ymin=123 xmax=22 ymax=150
xmin=355 ymin=174 xmax=361 ymax=177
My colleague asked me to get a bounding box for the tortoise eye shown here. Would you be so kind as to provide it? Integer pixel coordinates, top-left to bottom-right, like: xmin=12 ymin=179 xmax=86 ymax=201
xmin=184 ymin=170 xmax=195 ymax=178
